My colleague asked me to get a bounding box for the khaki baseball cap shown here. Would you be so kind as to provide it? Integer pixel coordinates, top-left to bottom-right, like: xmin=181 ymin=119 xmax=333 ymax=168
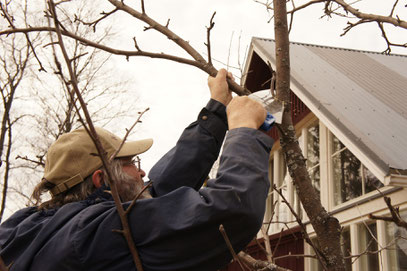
xmin=43 ymin=127 xmax=153 ymax=196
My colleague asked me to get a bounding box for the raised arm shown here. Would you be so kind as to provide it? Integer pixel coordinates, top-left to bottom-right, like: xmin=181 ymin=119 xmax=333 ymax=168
xmin=148 ymin=69 xmax=234 ymax=197
xmin=130 ymin=98 xmax=272 ymax=270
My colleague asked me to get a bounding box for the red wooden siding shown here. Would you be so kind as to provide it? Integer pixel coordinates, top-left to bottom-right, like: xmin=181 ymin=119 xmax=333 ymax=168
xmin=221 ymin=227 xmax=304 ymax=271
xmin=244 ymin=52 xmax=310 ymax=142
xmin=266 ymin=90 xmax=310 ymax=141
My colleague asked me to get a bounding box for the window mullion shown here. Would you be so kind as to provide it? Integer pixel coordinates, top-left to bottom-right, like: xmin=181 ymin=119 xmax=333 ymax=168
xmin=351 ymin=223 xmax=361 ymax=271
xmin=319 ymin=122 xmax=329 ymax=210
xmin=376 ymin=220 xmax=388 ymax=271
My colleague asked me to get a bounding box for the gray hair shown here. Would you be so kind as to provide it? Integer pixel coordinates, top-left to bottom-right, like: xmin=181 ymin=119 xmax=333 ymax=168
xmin=31 ymin=159 xmax=149 ymax=210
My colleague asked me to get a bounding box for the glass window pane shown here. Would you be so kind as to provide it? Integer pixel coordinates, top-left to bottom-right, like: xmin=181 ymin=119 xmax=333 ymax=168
xmin=385 ymin=212 xmax=407 ymax=271
xmin=307 ymin=122 xmax=320 ymax=193
xmin=310 ymin=238 xmax=323 ymax=271
xmin=264 ymin=159 xmax=274 ymax=223
xmin=331 ymin=135 xmax=384 ymax=206
xmin=359 ymin=223 xmax=379 ymax=271
xmin=276 ymin=168 xmax=289 ymax=226
xmin=332 ymin=134 xmax=345 ymax=154
xmin=310 ymin=166 xmax=320 ymax=194
xmin=293 ymin=185 xmax=303 ymax=219
xmin=307 ymin=123 xmax=320 ymax=168
xmin=363 ymin=166 xmax=384 ymax=193
xmin=341 ymin=228 xmax=352 ymax=271
xmin=332 ymin=147 xmax=362 ymax=205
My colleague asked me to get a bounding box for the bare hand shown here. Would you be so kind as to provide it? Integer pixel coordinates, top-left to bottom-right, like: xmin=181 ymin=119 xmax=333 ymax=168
xmin=207 ymin=69 xmax=233 ymax=106
xmin=226 ymin=96 xmax=267 ymax=130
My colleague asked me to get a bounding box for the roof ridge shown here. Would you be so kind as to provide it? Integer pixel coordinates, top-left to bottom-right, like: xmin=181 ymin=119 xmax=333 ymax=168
xmin=252 ymin=37 xmax=407 ymax=58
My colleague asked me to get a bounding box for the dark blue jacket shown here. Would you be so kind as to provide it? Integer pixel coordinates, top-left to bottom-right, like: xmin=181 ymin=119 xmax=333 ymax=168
xmin=0 ymin=100 xmax=274 ymax=271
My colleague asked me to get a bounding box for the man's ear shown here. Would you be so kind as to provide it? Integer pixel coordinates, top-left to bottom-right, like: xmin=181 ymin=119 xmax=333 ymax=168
xmin=92 ymin=170 xmax=104 ymax=188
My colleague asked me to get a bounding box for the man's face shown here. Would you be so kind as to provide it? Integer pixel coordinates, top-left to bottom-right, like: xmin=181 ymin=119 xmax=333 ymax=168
xmin=117 ymin=157 xmax=151 ymax=201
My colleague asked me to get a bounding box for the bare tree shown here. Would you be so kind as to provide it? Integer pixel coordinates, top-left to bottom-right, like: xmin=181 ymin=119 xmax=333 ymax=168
xmin=19 ymin=0 xmax=135 ymax=165
xmin=0 ymin=34 xmax=32 ymax=222
xmin=251 ymin=0 xmax=407 ymax=270
xmin=255 ymin=0 xmax=407 ymax=54
xmin=0 ymin=1 xmax=149 ymax=270
xmin=5 ymin=1 xmax=404 ymax=271
xmin=0 ymin=1 xmax=138 ymax=217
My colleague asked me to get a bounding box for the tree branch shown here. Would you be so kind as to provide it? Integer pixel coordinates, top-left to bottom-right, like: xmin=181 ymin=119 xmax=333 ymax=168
xmin=219 ymin=224 xmax=247 ymax=271
xmin=333 ymin=0 xmax=407 ymax=29
xmin=390 ymin=0 xmax=399 ymax=17
xmin=238 ymin=251 xmax=291 ymax=271
xmin=273 ymin=185 xmax=327 ymax=270
xmin=205 ymin=11 xmax=216 ymax=66
xmin=0 ymin=26 xmax=249 ymax=95
xmin=124 ymin=182 xmax=152 ymax=216
xmin=0 ymin=2 xmax=46 ymax=71
xmin=140 ymin=0 xmax=146 ymax=14
xmin=75 ymin=8 xmax=119 ymax=32
xmin=369 ymin=196 xmax=407 ymax=230
xmin=109 ymin=107 xmax=150 ymax=161
xmin=15 ymin=155 xmax=45 ymax=167
xmin=0 ymin=256 xmax=8 ymax=271
xmin=259 ymin=0 xmax=407 ymax=53
xmin=47 ymin=1 xmax=144 ymax=269
xmin=106 ymin=0 xmax=249 ymax=95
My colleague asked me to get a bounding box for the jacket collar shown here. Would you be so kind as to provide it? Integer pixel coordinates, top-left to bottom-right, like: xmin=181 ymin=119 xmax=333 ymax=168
xmin=85 ymin=184 xmax=113 ymax=205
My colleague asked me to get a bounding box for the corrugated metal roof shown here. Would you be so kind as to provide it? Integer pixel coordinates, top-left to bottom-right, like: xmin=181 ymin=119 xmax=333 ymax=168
xmin=250 ymin=37 xmax=407 ymax=177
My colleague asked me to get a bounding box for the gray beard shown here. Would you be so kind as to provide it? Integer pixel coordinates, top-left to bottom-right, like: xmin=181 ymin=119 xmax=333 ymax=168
xmin=116 ymin=172 xmax=152 ymax=202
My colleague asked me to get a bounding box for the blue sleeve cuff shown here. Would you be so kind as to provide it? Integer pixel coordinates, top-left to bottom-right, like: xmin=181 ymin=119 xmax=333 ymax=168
xmin=205 ymin=99 xmax=228 ymax=128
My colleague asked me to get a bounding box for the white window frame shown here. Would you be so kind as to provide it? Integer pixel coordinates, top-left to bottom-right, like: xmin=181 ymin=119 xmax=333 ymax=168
xmin=267 ymin=114 xmax=407 ymax=271
xmin=305 ymin=206 xmax=407 ymax=271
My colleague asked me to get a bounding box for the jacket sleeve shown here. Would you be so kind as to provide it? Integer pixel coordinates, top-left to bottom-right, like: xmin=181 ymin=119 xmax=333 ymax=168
xmin=148 ymin=99 xmax=228 ymax=197
xmin=129 ymin=127 xmax=274 ymax=271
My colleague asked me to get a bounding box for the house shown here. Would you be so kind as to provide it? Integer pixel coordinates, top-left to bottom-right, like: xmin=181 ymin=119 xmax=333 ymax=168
xmin=226 ymin=37 xmax=407 ymax=271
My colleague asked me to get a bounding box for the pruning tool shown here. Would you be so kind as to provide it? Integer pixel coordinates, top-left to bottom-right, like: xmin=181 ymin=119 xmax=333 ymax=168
xmin=248 ymin=89 xmax=284 ymax=131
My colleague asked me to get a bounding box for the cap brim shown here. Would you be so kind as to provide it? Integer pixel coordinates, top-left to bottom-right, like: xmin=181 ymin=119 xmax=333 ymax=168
xmin=117 ymin=138 xmax=153 ymax=158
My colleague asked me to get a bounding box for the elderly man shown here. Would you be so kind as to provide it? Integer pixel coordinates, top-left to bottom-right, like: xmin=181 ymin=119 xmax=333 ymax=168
xmin=0 ymin=69 xmax=273 ymax=271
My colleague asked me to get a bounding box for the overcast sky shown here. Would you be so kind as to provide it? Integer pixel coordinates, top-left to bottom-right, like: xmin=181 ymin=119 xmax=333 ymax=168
xmin=100 ymin=0 xmax=406 ymax=174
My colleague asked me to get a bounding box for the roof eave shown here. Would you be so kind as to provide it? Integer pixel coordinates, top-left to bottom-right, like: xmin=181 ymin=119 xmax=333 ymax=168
xmin=385 ymin=168 xmax=407 ymax=186
xmin=385 ymin=174 xmax=407 ymax=187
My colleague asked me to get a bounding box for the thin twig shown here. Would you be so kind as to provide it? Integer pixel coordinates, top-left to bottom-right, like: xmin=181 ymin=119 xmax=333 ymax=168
xmin=272 ymin=228 xmax=284 ymax=259
xmin=369 ymin=196 xmax=407 ymax=230
xmin=0 ymin=2 xmax=46 ymax=71
xmin=75 ymin=8 xmax=119 ymax=32
xmin=227 ymin=31 xmax=234 ymax=71
xmin=109 ymin=107 xmax=149 ymax=161
xmin=124 ymin=182 xmax=152 ymax=215
xmin=273 ymin=185 xmax=328 ymax=270
xmin=238 ymin=251 xmax=292 ymax=271
xmin=205 ymin=11 xmax=216 ymax=65
xmin=140 ymin=0 xmax=145 ymax=14
xmin=219 ymin=224 xmax=247 ymax=271
xmin=1 ymin=26 xmax=249 ymax=95
xmin=261 ymin=226 xmax=272 ymax=261
xmin=15 ymin=155 xmax=45 ymax=167
xmin=390 ymin=0 xmax=399 ymax=17
xmin=1 ymin=11 xmax=250 ymax=96
xmin=255 ymin=237 xmax=269 ymax=257
xmin=0 ymin=256 xmax=8 ymax=271
xmin=106 ymin=0 xmax=249 ymax=95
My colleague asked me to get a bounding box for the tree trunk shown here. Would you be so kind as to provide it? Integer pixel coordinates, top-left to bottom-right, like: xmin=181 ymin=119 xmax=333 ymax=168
xmin=0 ymin=118 xmax=12 ymax=222
xmin=272 ymin=0 xmax=345 ymax=270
